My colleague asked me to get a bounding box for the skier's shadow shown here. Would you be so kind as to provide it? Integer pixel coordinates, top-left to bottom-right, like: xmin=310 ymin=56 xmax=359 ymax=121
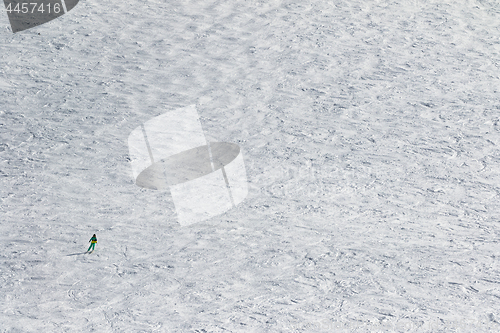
xmin=66 ymin=252 xmax=87 ymax=256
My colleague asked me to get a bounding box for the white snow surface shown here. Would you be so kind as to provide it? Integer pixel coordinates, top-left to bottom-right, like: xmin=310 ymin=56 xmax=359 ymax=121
xmin=2 ymin=0 xmax=500 ymax=332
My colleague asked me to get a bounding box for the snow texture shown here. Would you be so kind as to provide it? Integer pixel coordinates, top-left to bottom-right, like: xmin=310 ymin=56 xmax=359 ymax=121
xmin=1 ymin=0 xmax=500 ymax=331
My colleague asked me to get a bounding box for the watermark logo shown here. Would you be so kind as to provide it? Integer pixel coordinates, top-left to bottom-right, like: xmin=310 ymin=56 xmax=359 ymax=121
xmin=3 ymin=0 xmax=79 ymax=33
xmin=128 ymin=105 xmax=248 ymax=226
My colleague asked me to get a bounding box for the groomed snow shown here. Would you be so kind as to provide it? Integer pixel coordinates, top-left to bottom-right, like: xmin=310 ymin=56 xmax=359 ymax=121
xmin=1 ymin=0 xmax=500 ymax=331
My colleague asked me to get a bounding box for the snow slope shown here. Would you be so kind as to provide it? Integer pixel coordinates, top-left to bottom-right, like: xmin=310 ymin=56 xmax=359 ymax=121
xmin=2 ymin=0 xmax=500 ymax=331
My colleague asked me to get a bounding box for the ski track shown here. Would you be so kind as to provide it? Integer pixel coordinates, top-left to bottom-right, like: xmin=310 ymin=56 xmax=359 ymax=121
xmin=1 ymin=0 xmax=500 ymax=331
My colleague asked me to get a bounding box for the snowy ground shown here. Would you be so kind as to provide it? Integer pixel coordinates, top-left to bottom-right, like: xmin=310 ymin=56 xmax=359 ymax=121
xmin=2 ymin=0 xmax=500 ymax=331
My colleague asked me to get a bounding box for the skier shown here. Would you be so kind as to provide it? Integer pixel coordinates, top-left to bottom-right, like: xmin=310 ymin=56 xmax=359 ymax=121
xmin=87 ymin=234 xmax=97 ymax=253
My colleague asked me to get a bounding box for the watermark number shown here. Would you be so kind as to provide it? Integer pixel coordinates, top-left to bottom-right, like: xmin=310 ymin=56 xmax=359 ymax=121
xmin=6 ymin=2 xmax=61 ymax=14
